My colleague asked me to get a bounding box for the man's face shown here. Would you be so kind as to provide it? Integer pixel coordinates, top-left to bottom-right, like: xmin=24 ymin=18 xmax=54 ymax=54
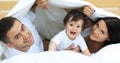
xmin=6 ymin=20 xmax=34 ymax=51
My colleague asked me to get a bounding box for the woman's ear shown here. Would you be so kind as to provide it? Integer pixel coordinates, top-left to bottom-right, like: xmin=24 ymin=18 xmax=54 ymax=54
xmin=106 ymin=38 xmax=110 ymax=41
xmin=6 ymin=43 xmax=14 ymax=48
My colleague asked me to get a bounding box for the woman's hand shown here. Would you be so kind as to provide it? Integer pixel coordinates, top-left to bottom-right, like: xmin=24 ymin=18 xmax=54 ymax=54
xmin=82 ymin=5 xmax=95 ymax=16
xmin=65 ymin=5 xmax=95 ymax=16
xmin=36 ymin=0 xmax=49 ymax=10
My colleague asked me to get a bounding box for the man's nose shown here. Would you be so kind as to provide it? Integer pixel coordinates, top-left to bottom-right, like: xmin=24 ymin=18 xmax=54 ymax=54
xmin=21 ymin=32 xmax=28 ymax=39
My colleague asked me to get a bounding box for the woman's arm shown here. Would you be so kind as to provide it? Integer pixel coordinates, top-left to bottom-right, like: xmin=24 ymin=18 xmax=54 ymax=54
xmin=82 ymin=49 xmax=91 ymax=56
xmin=48 ymin=41 xmax=57 ymax=51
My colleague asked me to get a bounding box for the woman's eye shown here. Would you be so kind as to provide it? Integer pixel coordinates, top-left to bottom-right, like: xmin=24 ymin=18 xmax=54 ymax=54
xmin=96 ymin=23 xmax=99 ymax=28
xmin=101 ymin=30 xmax=105 ymax=35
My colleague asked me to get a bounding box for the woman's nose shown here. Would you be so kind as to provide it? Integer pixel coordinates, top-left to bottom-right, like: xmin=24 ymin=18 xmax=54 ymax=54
xmin=94 ymin=29 xmax=98 ymax=33
xmin=93 ymin=29 xmax=99 ymax=37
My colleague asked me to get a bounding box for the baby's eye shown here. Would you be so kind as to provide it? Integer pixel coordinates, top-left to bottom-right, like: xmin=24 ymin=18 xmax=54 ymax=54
xmin=70 ymin=24 xmax=73 ymax=26
xmin=77 ymin=26 xmax=80 ymax=28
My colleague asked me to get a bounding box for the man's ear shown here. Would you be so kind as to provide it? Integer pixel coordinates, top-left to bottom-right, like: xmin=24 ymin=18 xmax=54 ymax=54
xmin=6 ymin=43 xmax=14 ymax=48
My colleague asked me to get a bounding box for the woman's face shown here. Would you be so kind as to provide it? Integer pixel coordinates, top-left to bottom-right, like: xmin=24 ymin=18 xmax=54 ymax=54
xmin=90 ymin=20 xmax=109 ymax=42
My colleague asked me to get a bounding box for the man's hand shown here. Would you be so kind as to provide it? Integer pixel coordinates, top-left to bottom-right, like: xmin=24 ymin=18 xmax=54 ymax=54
xmin=36 ymin=0 xmax=49 ymax=10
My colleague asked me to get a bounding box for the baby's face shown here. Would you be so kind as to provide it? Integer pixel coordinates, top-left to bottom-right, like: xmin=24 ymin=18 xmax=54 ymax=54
xmin=65 ymin=19 xmax=83 ymax=40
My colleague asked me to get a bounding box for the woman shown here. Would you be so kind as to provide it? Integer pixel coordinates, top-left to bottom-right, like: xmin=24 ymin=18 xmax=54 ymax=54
xmin=84 ymin=17 xmax=120 ymax=53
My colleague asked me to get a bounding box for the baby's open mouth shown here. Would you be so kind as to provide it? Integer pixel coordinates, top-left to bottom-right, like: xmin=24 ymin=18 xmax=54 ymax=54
xmin=70 ymin=31 xmax=76 ymax=35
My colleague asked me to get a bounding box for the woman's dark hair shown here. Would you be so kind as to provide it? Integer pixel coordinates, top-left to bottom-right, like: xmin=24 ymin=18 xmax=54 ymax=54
xmin=96 ymin=17 xmax=120 ymax=46
xmin=63 ymin=9 xmax=93 ymax=31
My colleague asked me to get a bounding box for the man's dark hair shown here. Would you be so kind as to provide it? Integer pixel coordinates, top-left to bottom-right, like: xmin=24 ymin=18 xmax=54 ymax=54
xmin=0 ymin=16 xmax=18 ymax=43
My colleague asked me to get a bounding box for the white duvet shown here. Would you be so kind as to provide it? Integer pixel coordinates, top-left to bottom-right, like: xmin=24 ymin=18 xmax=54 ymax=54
xmin=1 ymin=51 xmax=99 ymax=63
xmin=1 ymin=43 xmax=120 ymax=63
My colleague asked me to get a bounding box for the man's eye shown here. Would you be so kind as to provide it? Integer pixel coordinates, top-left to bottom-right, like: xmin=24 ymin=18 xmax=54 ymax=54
xmin=15 ymin=35 xmax=19 ymax=39
xmin=22 ymin=26 xmax=25 ymax=31
xmin=22 ymin=28 xmax=24 ymax=31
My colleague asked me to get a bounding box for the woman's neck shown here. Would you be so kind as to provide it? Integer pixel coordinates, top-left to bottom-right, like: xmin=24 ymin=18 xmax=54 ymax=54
xmin=84 ymin=35 xmax=104 ymax=53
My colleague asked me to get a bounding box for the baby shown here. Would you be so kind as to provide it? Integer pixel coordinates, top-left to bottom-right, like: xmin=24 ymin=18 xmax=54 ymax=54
xmin=49 ymin=10 xmax=91 ymax=56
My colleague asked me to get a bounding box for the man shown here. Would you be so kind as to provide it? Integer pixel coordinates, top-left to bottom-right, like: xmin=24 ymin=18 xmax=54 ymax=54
xmin=0 ymin=5 xmax=43 ymax=58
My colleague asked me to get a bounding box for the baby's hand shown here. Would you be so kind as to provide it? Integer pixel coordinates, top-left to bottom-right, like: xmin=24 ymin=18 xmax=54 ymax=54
xmin=72 ymin=45 xmax=80 ymax=53
xmin=65 ymin=44 xmax=80 ymax=53
xmin=36 ymin=0 xmax=49 ymax=10
xmin=65 ymin=43 xmax=75 ymax=51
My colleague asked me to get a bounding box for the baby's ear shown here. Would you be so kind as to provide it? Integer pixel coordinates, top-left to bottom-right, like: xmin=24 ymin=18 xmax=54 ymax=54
xmin=6 ymin=43 xmax=14 ymax=48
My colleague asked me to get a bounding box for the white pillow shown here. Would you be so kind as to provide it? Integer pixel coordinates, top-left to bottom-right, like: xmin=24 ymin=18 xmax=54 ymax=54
xmin=91 ymin=43 xmax=120 ymax=63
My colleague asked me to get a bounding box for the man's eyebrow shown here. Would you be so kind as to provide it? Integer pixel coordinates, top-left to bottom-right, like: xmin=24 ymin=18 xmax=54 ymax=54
xmin=22 ymin=24 xmax=24 ymax=28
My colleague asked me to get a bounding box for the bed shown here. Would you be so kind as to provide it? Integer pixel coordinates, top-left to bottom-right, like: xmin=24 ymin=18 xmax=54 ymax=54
xmin=0 ymin=0 xmax=120 ymax=63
